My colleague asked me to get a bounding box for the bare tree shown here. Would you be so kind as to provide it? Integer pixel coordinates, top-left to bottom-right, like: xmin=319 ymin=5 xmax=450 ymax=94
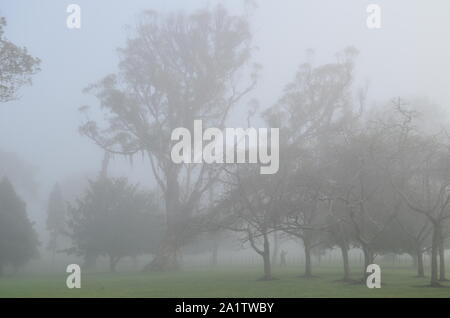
xmin=332 ymin=127 xmax=400 ymax=279
xmin=393 ymin=209 xmax=431 ymax=277
xmin=393 ymin=137 xmax=450 ymax=286
xmin=322 ymin=197 xmax=354 ymax=281
xmin=263 ymin=47 xmax=361 ymax=278
xmin=279 ymin=168 xmax=326 ymax=278
xmin=376 ymin=99 xmax=450 ymax=286
xmin=214 ymin=164 xmax=287 ymax=280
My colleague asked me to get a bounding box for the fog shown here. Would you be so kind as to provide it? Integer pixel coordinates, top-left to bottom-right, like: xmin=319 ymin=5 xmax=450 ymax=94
xmin=1 ymin=0 xmax=450 ymax=294
xmin=4 ymin=1 xmax=449 ymax=199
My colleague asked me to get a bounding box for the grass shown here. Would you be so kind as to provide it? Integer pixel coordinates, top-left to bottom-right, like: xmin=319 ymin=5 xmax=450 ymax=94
xmin=1 ymin=265 xmax=450 ymax=298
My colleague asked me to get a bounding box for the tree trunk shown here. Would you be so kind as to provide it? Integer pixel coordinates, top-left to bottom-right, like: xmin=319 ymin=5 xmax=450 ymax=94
xmin=261 ymin=233 xmax=272 ymax=280
xmin=362 ymin=246 xmax=374 ymax=280
xmin=340 ymin=244 xmax=350 ymax=281
xmin=145 ymin=166 xmax=182 ymax=271
xmin=145 ymin=238 xmax=179 ymax=271
xmin=417 ymin=249 xmax=425 ymax=278
xmin=303 ymin=241 xmax=312 ymax=277
xmin=439 ymin=234 xmax=446 ymax=281
xmin=271 ymin=231 xmax=279 ymax=266
xmin=109 ymin=255 xmax=120 ymax=273
xmin=430 ymin=223 xmax=440 ymax=286
xmin=410 ymin=252 xmax=417 ymax=269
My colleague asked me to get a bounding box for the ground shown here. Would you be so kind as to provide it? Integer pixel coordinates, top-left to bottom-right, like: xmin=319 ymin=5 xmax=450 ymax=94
xmin=1 ymin=265 xmax=450 ymax=297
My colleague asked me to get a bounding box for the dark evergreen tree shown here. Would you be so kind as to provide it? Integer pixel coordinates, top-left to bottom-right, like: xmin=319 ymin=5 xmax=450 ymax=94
xmin=66 ymin=176 xmax=164 ymax=272
xmin=0 ymin=177 xmax=39 ymax=275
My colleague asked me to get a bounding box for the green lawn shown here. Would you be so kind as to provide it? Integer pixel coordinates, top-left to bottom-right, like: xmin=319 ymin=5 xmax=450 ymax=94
xmin=1 ymin=265 xmax=450 ymax=298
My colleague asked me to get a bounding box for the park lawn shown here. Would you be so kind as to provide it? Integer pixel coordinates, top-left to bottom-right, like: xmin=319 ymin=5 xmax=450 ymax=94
xmin=0 ymin=265 xmax=450 ymax=298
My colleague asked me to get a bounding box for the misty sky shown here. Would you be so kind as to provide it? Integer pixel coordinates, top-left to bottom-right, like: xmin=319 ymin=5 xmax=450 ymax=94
xmin=0 ymin=0 xmax=449 ymax=222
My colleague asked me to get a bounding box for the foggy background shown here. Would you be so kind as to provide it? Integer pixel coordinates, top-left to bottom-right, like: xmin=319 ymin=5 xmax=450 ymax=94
xmin=1 ymin=0 xmax=450 ymax=275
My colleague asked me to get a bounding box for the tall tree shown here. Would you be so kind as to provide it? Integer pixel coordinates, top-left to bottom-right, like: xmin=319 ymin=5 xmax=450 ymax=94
xmin=80 ymin=6 xmax=258 ymax=270
xmin=0 ymin=177 xmax=39 ymax=275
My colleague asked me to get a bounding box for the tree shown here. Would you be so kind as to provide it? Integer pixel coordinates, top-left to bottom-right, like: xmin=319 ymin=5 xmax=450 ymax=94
xmin=375 ymin=99 xmax=450 ymax=286
xmin=80 ymin=5 xmax=258 ymax=271
xmin=263 ymin=47 xmax=361 ymax=278
xmin=322 ymin=200 xmax=354 ymax=281
xmin=280 ymin=165 xmax=327 ymax=278
xmin=392 ymin=208 xmax=431 ymax=277
xmin=263 ymin=47 xmax=359 ymax=148
xmin=214 ymin=164 xmax=286 ymax=280
xmin=0 ymin=177 xmax=39 ymax=275
xmin=331 ymin=127 xmax=400 ymax=279
xmin=0 ymin=17 xmax=40 ymax=103
xmin=66 ymin=176 xmax=163 ymax=272
xmin=46 ymin=183 xmax=66 ymax=259
xmin=392 ymin=133 xmax=450 ymax=286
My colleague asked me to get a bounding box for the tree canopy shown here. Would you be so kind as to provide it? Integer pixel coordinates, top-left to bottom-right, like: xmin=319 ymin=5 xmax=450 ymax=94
xmin=0 ymin=17 xmax=40 ymax=103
